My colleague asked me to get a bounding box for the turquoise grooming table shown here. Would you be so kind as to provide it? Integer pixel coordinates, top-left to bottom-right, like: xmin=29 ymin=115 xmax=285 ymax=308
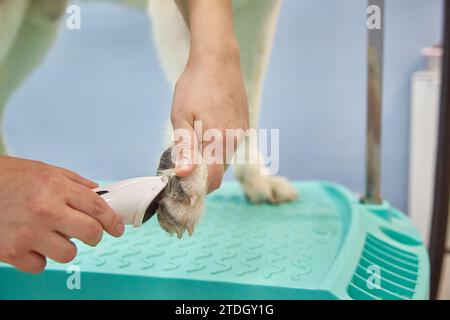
xmin=0 ymin=181 xmax=429 ymax=300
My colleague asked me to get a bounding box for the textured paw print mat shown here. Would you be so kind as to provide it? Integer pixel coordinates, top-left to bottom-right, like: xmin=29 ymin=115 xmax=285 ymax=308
xmin=0 ymin=181 xmax=429 ymax=300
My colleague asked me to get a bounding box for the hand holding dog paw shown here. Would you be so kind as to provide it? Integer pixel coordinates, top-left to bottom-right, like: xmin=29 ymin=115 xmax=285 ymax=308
xmin=162 ymin=0 xmax=249 ymax=237
xmin=171 ymin=49 xmax=249 ymax=193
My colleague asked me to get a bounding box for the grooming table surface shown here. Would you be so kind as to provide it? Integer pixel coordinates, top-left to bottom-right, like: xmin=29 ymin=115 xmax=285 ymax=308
xmin=0 ymin=181 xmax=429 ymax=299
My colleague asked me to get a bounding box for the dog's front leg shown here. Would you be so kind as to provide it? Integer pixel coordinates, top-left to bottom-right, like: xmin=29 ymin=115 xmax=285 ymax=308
xmin=0 ymin=0 xmax=68 ymax=155
xmin=232 ymin=0 xmax=298 ymax=203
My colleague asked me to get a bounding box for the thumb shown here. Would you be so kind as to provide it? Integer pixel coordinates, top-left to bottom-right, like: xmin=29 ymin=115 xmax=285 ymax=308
xmin=172 ymin=121 xmax=199 ymax=178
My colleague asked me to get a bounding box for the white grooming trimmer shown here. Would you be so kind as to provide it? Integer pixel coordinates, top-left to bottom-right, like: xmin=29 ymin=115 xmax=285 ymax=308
xmin=93 ymin=176 xmax=169 ymax=227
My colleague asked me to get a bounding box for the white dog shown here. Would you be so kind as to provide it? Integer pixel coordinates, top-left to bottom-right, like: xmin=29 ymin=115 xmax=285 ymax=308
xmin=0 ymin=0 xmax=297 ymax=237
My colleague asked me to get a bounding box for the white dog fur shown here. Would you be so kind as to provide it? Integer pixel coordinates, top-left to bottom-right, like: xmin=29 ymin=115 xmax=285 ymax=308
xmin=0 ymin=0 xmax=297 ymax=237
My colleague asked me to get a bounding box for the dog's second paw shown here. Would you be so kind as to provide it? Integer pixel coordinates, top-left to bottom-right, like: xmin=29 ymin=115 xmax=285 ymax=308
xmin=156 ymin=148 xmax=208 ymax=238
xmin=241 ymin=175 xmax=298 ymax=204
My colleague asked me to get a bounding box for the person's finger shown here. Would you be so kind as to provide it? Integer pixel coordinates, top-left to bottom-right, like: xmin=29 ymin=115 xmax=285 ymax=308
xmin=5 ymin=251 xmax=46 ymax=274
xmin=65 ymin=183 xmax=124 ymax=237
xmin=206 ymin=163 xmax=224 ymax=193
xmin=199 ymin=136 xmax=225 ymax=193
xmin=54 ymin=166 xmax=98 ymax=189
xmin=35 ymin=232 xmax=77 ymax=264
xmin=56 ymin=207 xmax=103 ymax=247
xmin=171 ymin=119 xmax=198 ymax=177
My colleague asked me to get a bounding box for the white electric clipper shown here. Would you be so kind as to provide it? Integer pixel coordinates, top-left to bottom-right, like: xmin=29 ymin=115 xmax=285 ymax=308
xmin=93 ymin=175 xmax=170 ymax=227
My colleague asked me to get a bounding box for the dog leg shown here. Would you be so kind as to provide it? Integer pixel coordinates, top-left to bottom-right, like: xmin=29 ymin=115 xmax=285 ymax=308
xmin=232 ymin=0 xmax=298 ymax=204
xmin=0 ymin=0 xmax=68 ymax=155
xmin=0 ymin=0 xmax=29 ymax=154
xmin=0 ymin=0 xmax=29 ymax=66
xmin=148 ymin=0 xmax=190 ymax=85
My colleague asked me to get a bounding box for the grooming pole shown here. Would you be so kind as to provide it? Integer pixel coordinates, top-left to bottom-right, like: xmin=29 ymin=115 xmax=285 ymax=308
xmin=429 ymin=0 xmax=450 ymax=300
xmin=363 ymin=0 xmax=384 ymax=204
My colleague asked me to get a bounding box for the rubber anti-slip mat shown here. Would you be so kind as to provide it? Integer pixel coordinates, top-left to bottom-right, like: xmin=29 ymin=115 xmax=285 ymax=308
xmin=0 ymin=181 xmax=429 ymax=300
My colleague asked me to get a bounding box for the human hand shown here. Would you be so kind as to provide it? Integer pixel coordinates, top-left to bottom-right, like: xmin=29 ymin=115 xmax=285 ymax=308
xmin=171 ymin=47 xmax=249 ymax=192
xmin=0 ymin=156 xmax=124 ymax=273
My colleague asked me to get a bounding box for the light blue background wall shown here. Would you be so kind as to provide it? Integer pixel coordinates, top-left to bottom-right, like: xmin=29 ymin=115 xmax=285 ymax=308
xmin=3 ymin=0 xmax=443 ymax=212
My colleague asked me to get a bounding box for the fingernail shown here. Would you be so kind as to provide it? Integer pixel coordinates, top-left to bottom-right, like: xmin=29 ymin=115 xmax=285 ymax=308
xmin=176 ymin=158 xmax=191 ymax=171
xmin=115 ymin=223 xmax=125 ymax=236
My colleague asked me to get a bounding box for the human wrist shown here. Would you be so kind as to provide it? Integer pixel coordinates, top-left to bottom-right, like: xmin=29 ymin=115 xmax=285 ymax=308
xmin=189 ymin=38 xmax=240 ymax=67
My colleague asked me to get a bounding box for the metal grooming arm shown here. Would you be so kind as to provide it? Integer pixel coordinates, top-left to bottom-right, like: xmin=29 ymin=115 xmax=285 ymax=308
xmin=363 ymin=0 xmax=384 ymax=204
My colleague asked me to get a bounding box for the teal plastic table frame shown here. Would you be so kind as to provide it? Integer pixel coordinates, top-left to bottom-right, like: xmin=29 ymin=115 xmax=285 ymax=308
xmin=0 ymin=181 xmax=429 ymax=300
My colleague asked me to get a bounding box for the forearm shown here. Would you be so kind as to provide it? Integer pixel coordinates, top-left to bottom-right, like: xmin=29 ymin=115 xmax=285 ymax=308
xmin=182 ymin=0 xmax=240 ymax=61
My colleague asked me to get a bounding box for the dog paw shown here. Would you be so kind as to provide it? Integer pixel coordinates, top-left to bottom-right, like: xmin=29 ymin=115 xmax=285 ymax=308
xmin=241 ymin=175 xmax=298 ymax=204
xmin=156 ymin=148 xmax=208 ymax=238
